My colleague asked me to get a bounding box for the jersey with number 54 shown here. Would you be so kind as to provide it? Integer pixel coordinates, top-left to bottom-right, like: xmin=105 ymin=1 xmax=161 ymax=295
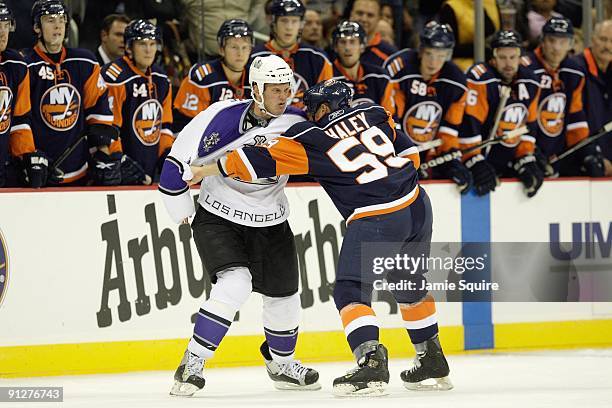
xmin=220 ymin=103 xmax=421 ymax=223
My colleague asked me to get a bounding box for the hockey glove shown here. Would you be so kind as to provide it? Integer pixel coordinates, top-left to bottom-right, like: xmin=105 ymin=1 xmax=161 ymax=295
xmin=465 ymin=155 xmax=498 ymax=196
xmin=436 ymin=154 xmax=473 ymax=195
xmin=580 ymin=145 xmax=605 ymax=177
xmin=513 ymin=155 xmax=544 ymax=198
xmin=89 ymin=150 xmax=122 ymax=186
xmin=120 ymin=154 xmax=151 ymax=185
xmin=534 ymin=147 xmax=555 ymax=177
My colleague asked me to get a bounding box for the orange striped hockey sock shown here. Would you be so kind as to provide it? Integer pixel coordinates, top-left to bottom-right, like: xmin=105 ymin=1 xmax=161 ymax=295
xmin=340 ymin=303 xmax=380 ymax=354
xmin=400 ymin=294 xmax=439 ymax=344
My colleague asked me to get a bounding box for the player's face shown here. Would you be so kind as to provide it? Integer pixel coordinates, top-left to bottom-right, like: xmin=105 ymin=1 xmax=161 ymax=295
xmin=39 ymin=14 xmax=67 ymax=49
xmin=493 ymin=47 xmax=521 ymax=82
xmin=262 ymin=82 xmax=292 ymax=116
xmin=131 ymin=39 xmax=158 ymax=70
xmin=541 ymin=35 xmax=572 ymax=66
xmin=0 ymin=21 xmax=11 ymax=52
xmin=220 ymin=36 xmax=252 ymax=72
xmin=335 ymin=37 xmax=362 ymax=68
xmin=274 ymin=16 xmax=301 ymax=47
xmin=302 ymin=10 xmax=323 ymax=45
xmin=591 ymin=23 xmax=612 ymax=66
xmin=101 ymin=20 xmax=128 ymax=60
xmin=419 ymin=48 xmax=450 ymax=78
xmin=350 ymin=0 xmax=380 ymax=37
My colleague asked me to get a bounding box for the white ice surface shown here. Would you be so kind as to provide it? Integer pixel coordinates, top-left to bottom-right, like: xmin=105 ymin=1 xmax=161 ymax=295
xmin=2 ymin=349 xmax=611 ymax=408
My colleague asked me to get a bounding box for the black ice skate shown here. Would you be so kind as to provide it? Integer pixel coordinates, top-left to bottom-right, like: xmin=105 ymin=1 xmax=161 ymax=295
xmin=169 ymin=350 xmax=206 ymax=397
xmin=332 ymin=343 xmax=390 ymax=396
xmin=260 ymin=341 xmax=321 ymax=390
xmin=401 ymin=336 xmax=453 ymax=391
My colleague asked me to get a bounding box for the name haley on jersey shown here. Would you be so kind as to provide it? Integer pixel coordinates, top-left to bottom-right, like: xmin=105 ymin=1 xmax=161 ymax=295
xmin=172 ymin=59 xmax=251 ymax=133
xmin=102 ymin=56 xmax=173 ymax=177
xmin=24 ymin=45 xmax=114 ymax=183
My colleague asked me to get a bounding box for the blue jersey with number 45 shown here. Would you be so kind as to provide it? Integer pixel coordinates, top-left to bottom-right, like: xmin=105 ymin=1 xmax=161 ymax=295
xmin=220 ymin=103 xmax=422 ymax=223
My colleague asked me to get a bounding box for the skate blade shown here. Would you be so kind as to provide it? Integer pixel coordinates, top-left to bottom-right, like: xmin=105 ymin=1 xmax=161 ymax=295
xmin=273 ymin=381 xmax=322 ymax=391
xmin=169 ymin=381 xmax=203 ymax=397
xmin=333 ymin=381 xmax=388 ymax=397
xmin=403 ymin=376 xmax=453 ymax=391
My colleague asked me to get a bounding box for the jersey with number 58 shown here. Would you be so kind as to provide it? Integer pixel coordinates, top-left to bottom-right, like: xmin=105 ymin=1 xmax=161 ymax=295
xmin=102 ymin=56 xmax=173 ymax=177
xmin=220 ymin=103 xmax=421 ymax=223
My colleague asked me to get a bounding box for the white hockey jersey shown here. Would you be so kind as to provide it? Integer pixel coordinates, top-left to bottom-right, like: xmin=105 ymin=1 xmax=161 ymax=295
xmin=158 ymin=99 xmax=305 ymax=226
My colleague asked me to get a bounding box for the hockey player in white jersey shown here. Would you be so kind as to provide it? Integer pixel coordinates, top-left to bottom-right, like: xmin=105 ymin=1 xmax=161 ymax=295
xmin=159 ymin=55 xmax=320 ymax=396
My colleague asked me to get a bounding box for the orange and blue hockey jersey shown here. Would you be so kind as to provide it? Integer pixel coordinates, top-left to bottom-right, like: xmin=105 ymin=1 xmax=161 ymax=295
xmin=219 ymin=103 xmax=421 ymax=223
xmin=102 ymin=56 xmax=173 ymax=177
xmin=24 ymin=45 xmax=114 ymax=183
xmin=522 ymin=47 xmax=590 ymax=161
xmin=463 ymin=62 xmax=541 ymax=172
xmin=0 ymin=49 xmax=35 ymax=177
xmin=387 ymin=49 xmax=467 ymax=157
xmin=173 ymin=59 xmax=251 ymax=133
xmin=331 ymin=59 xmax=395 ymax=116
xmin=361 ymin=32 xmax=397 ymax=67
xmin=251 ymin=42 xmax=333 ymax=108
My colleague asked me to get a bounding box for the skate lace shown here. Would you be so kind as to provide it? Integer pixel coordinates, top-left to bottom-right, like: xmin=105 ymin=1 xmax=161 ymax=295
xmin=408 ymin=354 xmax=423 ymax=374
xmin=280 ymin=360 xmax=309 ymax=380
xmin=186 ymin=353 xmax=205 ymax=376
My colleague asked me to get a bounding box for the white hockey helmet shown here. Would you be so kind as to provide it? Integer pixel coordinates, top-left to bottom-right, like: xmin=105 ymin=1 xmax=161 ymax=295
xmin=249 ymin=55 xmax=295 ymax=117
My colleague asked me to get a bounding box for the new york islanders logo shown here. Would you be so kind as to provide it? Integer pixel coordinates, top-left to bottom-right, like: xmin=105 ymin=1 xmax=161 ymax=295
xmin=132 ymin=99 xmax=163 ymax=145
xmin=291 ymin=73 xmax=309 ymax=109
xmin=40 ymin=83 xmax=81 ymax=131
xmin=402 ymin=101 xmax=442 ymax=144
xmin=0 ymin=86 xmax=13 ymax=134
xmin=537 ymin=92 xmax=566 ymax=137
xmin=498 ymin=103 xmax=528 ymax=147
xmin=0 ymin=228 xmax=8 ymax=309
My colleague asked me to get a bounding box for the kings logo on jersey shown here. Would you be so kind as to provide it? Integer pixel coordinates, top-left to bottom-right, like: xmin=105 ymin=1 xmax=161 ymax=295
xmin=132 ymin=99 xmax=163 ymax=145
xmin=402 ymin=101 xmax=442 ymax=144
xmin=498 ymin=103 xmax=528 ymax=147
xmin=40 ymin=83 xmax=81 ymax=131
xmin=0 ymin=228 xmax=9 ymax=309
xmin=538 ymin=92 xmax=566 ymax=137
xmin=0 ymin=86 xmax=13 ymax=134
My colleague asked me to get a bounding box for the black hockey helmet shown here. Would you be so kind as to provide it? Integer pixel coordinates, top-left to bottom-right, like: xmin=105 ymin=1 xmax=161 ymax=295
xmin=0 ymin=2 xmax=15 ymax=32
xmin=124 ymin=19 xmax=162 ymax=51
xmin=542 ymin=17 xmax=574 ymax=38
xmin=270 ymin=0 xmax=306 ymax=20
xmin=491 ymin=30 xmax=522 ymax=49
xmin=217 ymin=19 xmax=254 ymax=48
xmin=31 ymin=0 xmax=68 ymax=29
xmin=304 ymin=79 xmax=353 ymax=119
xmin=419 ymin=21 xmax=455 ymax=49
xmin=332 ymin=21 xmax=367 ymax=46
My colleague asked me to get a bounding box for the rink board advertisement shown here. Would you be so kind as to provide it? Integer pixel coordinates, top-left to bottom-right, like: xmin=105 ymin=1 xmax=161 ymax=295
xmin=0 ymin=179 xmax=611 ymax=377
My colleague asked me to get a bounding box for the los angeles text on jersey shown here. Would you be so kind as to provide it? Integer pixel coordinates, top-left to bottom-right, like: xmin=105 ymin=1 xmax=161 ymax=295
xmin=200 ymin=192 xmax=287 ymax=224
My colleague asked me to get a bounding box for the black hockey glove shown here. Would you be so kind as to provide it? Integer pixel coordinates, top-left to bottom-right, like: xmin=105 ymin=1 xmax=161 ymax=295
xmin=89 ymin=151 xmax=122 ymax=186
xmin=513 ymin=155 xmax=544 ymax=198
xmin=580 ymin=145 xmax=605 ymax=177
xmin=436 ymin=154 xmax=473 ymax=195
xmin=534 ymin=147 xmax=555 ymax=177
xmin=21 ymin=151 xmax=49 ymax=188
xmin=120 ymin=154 xmax=150 ymax=185
xmin=465 ymin=155 xmax=498 ymax=196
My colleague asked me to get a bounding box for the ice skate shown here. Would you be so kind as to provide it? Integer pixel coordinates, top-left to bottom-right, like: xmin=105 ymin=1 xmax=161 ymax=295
xmin=401 ymin=336 xmax=453 ymax=391
xmin=260 ymin=341 xmax=321 ymax=390
xmin=169 ymin=350 xmax=206 ymax=397
xmin=332 ymin=343 xmax=390 ymax=396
